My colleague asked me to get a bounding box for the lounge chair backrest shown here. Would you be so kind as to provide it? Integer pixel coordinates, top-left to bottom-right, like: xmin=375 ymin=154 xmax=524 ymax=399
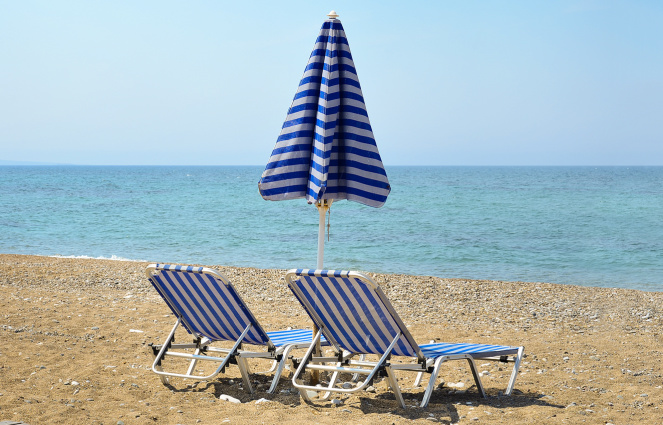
xmin=287 ymin=269 xmax=422 ymax=359
xmin=147 ymin=264 xmax=270 ymax=346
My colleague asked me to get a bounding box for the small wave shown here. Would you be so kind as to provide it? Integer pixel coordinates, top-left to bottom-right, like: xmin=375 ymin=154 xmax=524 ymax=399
xmin=50 ymin=254 xmax=145 ymax=262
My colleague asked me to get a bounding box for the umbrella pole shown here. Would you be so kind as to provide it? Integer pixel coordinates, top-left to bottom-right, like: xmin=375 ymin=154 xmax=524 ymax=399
xmin=316 ymin=200 xmax=331 ymax=269
xmin=311 ymin=200 xmax=331 ymax=386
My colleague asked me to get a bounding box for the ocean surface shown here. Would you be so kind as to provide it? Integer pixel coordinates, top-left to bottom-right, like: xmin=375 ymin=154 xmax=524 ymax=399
xmin=1 ymin=166 xmax=661 ymax=291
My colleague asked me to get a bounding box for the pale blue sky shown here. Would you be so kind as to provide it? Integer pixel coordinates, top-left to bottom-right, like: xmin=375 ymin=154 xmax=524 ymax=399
xmin=1 ymin=1 xmax=661 ymax=165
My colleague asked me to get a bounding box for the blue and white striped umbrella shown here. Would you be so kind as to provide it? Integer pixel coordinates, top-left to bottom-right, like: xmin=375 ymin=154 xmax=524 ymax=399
xmin=259 ymin=12 xmax=390 ymax=209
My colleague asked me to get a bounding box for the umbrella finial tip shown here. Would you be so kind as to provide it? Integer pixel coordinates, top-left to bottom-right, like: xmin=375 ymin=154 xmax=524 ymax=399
xmin=327 ymin=10 xmax=339 ymax=19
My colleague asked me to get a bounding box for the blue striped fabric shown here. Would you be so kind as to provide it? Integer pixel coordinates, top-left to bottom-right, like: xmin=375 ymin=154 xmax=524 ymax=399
xmin=259 ymin=17 xmax=390 ymax=208
xmin=149 ymin=267 xmax=270 ymax=346
xmin=265 ymin=328 xmax=327 ymax=347
xmin=294 ymin=268 xmax=351 ymax=278
xmin=290 ymin=273 xmax=418 ymax=357
xmin=419 ymin=342 xmax=520 ymax=359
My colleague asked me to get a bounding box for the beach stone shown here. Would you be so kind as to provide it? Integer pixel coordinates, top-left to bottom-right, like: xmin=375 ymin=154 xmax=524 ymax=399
xmin=331 ymin=399 xmax=343 ymax=406
xmin=219 ymin=394 xmax=241 ymax=404
xmin=6 ymin=254 xmax=663 ymax=424
xmin=342 ymin=382 xmax=353 ymax=389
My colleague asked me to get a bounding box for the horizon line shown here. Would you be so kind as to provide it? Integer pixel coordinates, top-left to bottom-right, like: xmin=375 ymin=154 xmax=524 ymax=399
xmin=1 ymin=162 xmax=662 ymax=168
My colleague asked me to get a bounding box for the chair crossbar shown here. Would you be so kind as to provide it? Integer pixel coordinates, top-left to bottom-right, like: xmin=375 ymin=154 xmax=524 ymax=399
xmin=305 ymin=365 xmax=374 ymax=375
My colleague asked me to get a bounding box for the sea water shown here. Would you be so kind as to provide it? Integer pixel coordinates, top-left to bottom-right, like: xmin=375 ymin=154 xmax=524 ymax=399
xmin=1 ymin=166 xmax=661 ymax=291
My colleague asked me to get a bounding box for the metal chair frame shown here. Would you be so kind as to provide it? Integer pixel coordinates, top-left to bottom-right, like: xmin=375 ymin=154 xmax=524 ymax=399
xmin=286 ymin=269 xmax=524 ymax=408
xmin=146 ymin=264 xmax=322 ymax=394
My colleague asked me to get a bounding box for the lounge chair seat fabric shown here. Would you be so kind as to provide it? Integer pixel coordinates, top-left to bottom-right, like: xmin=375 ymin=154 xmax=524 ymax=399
xmin=266 ymin=329 xmax=327 ymax=347
xmin=419 ymin=342 xmax=519 ymax=359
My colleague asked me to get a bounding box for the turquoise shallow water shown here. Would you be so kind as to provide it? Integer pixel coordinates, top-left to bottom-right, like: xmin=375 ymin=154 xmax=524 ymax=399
xmin=1 ymin=166 xmax=661 ymax=291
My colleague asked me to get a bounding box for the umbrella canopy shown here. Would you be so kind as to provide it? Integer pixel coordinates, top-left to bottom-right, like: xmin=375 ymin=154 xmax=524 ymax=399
xmin=259 ymin=11 xmax=390 ymax=267
xmin=259 ymin=12 xmax=390 ymax=208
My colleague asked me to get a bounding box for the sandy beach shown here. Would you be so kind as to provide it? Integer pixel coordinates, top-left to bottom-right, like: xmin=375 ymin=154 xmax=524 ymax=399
xmin=1 ymin=254 xmax=662 ymax=424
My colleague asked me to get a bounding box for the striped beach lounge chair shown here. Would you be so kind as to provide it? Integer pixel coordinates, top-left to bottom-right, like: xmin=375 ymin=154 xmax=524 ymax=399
xmin=286 ymin=269 xmax=525 ymax=408
xmin=145 ymin=264 xmax=326 ymax=394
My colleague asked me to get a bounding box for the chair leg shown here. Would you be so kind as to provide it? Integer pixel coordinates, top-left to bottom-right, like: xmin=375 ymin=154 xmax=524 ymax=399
xmin=351 ymin=354 xmax=366 ymax=382
xmin=421 ymin=356 xmax=445 ymax=408
xmin=151 ymin=318 xmax=180 ymax=385
xmin=237 ymin=357 xmax=254 ymax=394
xmin=152 ymin=363 xmax=169 ymax=385
xmin=292 ymin=329 xmax=323 ymax=401
xmin=268 ymin=345 xmax=296 ymax=394
xmin=386 ymin=367 xmax=406 ymax=408
xmin=505 ymin=346 xmax=524 ymax=396
xmin=186 ymin=347 xmax=201 ymax=376
xmin=466 ymin=356 xmax=486 ymax=398
xmin=321 ymin=363 xmax=342 ymax=400
xmin=413 ymin=371 xmax=425 ymax=387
